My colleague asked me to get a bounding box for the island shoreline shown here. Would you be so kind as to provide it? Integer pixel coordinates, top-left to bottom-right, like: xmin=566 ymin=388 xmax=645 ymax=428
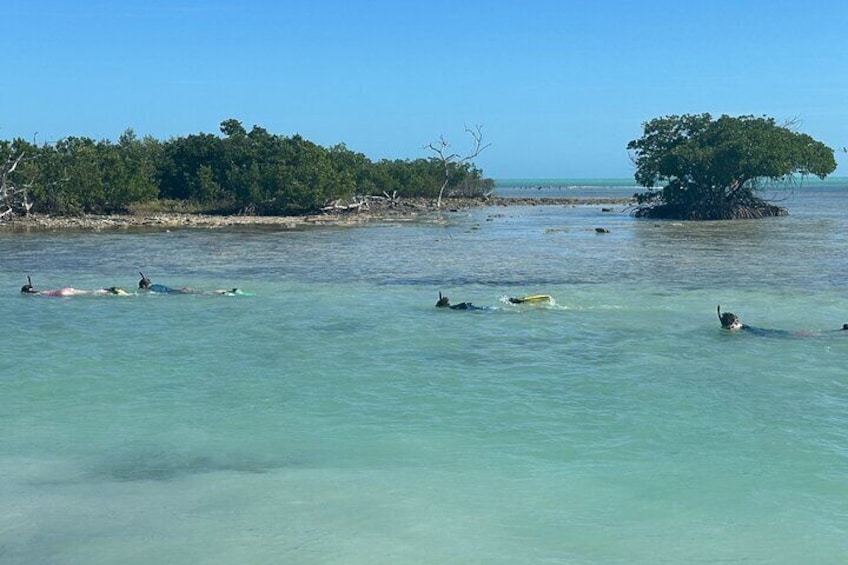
xmin=0 ymin=196 xmax=633 ymax=232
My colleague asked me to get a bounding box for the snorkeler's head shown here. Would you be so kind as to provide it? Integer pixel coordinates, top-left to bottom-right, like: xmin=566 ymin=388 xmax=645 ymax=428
xmin=436 ymin=292 xmax=450 ymax=308
xmin=20 ymin=275 xmax=37 ymax=294
xmin=138 ymin=272 xmax=152 ymax=289
xmin=717 ymin=305 xmax=743 ymax=331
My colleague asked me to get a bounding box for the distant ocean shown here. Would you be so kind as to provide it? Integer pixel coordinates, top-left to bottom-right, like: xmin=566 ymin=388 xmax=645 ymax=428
xmin=495 ymin=176 xmax=848 ymax=198
xmin=2 ymin=178 xmax=848 ymax=564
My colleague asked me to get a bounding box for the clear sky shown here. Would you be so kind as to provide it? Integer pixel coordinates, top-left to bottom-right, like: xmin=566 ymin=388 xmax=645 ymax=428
xmin=3 ymin=0 xmax=846 ymax=179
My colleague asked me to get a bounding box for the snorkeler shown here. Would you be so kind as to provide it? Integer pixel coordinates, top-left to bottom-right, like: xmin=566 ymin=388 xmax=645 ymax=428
xmin=436 ymin=292 xmax=482 ymax=311
xmin=436 ymin=292 xmax=555 ymax=311
xmin=20 ymin=276 xmax=130 ymax=296
xmin=138 ymin=272 xmax=240 ymax=295
xmin=20 ymin=276 xmax=37 ymax=294
xmin=717 ymin=305 xmax=745 ymax=331
xmin=138 ymin=272 xmax=180 ymax=293
xmin=717 ymin=305 xmax=847 ymax=335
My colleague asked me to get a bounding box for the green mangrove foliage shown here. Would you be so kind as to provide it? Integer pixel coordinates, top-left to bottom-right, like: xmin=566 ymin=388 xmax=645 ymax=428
xmin=10 ymin=131 xmax=161 ymax=215
xmin=1 ymin=119 xmax=493 ymax=217
xmin=627 ymin=114 xmax=837 ymax=220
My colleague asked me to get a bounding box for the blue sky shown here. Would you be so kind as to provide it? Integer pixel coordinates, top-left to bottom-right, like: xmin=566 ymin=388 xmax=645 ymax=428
xmin=3 ymin=0 xmax=846 ymax=179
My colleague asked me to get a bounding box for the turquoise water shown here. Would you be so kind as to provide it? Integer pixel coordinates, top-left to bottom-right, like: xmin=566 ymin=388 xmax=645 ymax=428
xmin=2 ymin=182 xmax=848 ymax=564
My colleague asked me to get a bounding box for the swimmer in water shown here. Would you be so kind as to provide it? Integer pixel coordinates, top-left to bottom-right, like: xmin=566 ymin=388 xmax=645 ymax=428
xmin=435 ymin=292 xmax=483 ymax=311
xmin=138 ymin=272 xmax=240 ymax=295
xmin=717 ymin=305 xmax=745 ymax=331
xmin=20 ymin=276 xmax=130 ymax=296
xmin=20 ymin=276 xmax=38 ymax=295
xmin=717 ymin=305 xmax=847 ymax=335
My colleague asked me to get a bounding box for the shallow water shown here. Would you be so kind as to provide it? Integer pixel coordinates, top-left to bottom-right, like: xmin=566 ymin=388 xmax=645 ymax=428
xmin=2 ymin=182 xmax=847 ymax=564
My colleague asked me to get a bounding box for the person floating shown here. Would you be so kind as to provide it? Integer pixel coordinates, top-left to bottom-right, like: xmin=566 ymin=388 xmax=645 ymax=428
xmin=717 ymin=305 xmax=846 ymax=335
xmin=138 ymin=272 xmax=181 ymax=293
xmin=138 ymin=272 xmax=240 ymax=295
xmin=20 ymin=276 xmax=130 ymax=296
xmin=435 ymin=292 xmax=482 ymax=311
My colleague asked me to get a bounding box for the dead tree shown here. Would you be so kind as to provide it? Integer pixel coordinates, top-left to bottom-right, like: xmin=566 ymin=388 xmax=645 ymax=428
xmin=426 ymin=125 xmax=490 ymax=208
xmin=0 ymin=152 xmax=31 ymax=221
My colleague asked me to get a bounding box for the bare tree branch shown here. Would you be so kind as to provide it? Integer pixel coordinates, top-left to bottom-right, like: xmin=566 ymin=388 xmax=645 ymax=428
xmin=0 ymin=152 xmax=32 ymax=220
xmin=426 ymin=125 xmax=491 ymax=208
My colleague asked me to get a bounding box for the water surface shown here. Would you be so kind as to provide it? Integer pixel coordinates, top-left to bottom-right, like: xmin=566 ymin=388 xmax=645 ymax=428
xmin=2 ymin=181 xmax=847 ymax=564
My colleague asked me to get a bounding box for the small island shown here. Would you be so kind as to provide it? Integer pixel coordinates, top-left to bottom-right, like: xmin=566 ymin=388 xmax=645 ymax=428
xmin=0 ymin=119 xmax=497 ymax=224
xmin=627 ymin=114 xmax=837 ymax=220
xmin=1 ymin=114 xmax=837 ymax=230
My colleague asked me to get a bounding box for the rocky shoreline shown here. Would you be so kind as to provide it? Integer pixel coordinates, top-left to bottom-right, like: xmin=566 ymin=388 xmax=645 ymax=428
xmin=0 ymin=196 xmax=633 ymax=232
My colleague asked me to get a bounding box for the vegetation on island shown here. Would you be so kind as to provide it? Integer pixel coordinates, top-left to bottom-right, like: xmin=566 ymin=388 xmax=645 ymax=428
xmin=0 ymin=119 xmax=493 ymax=220
xmin=627 ymin=114 xmax=837 ymax=220
xmin=4 ymin=113 xmax=838 ymax=224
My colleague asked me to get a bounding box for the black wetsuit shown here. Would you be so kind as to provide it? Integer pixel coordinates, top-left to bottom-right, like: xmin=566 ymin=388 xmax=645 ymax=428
xmin=738 ymin=325 xmax=843 ymax=337
xmin=448 ymin=302 xmax=481 ymax=311
xmin=738 ymin=325 xmax=791 ymax=336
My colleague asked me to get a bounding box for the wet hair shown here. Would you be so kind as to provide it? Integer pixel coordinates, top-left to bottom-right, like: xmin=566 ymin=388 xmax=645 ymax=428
xmin=138 ymin=271 xmax=152 ymax=289
xmin=720 ymin=312 xmax=740 ymax=329
xmin=436 ymin=292 xmax=450 ymax=308
xmin=843 ymin=324 xmax=848 ymax=331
